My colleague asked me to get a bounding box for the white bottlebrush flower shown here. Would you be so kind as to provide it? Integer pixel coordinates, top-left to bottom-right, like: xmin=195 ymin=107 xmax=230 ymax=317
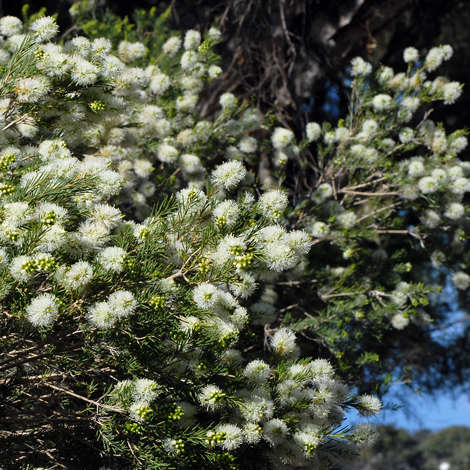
xmin=39 ymin=224 xmax=67 ymax=252
xmin=263 ymin=419 xmax=289 ymax=446
xmin=403 ymin=47 xmax=419 ymax=63
xmin=238 ymin=136 xmax=257 ymax=153
xmin=452 ymin=177 xmax=470 ymax=194
xmin=243 ymin=422 xmax=263 ymax=444
xmin=310 ymin=221 xmax=329 ymax=238
xmin=219 ymin=92 xmax=237 ymax=109
xmin=162 ymin=36 xmax=182 ymax=57
xmin=381 ymin=138 xmax=396 ymax=151
xmin=361 ymin=119 xmax=378 ymax=135
xmin=372 ymin=94 xmax=392 ymax=112
xmin=208 ymin=64 xmax=222 ymax=78
xmin=133 ymin=379 xmax=161 ymax=403
xmin=293 ymin=425 xmax=322 ymax=457
xmin=212 ymin=234 xmax=246 ymax=265
xmin=391 ymin=313 xmax=410 ymax=330
xmin=90 ymin=37 xmax=112 ymax=58
xmin=357 ymin=395 xmax=382 ymax=417
xmin=184 ymin=30 xmax=201 ymax=50
xmin=193 ymin=283 xmax=221 ymax=310
xmin=0 ymin=16 xmax=22 ymax=37
xmin=306 ymin=122 xmax=321 ymax=142
xmin=213 ymin=200 xmax=240 ymax=228
xmin=37 ymin=140 xmax=71 ymax=162
xmin=87 ymin=301 xmax=115 ymax=328
xmin=306 ymin=358 xmax=334 ymax=383
xmin=199 ymin=384 xmax=225 ymax=411
xmin=259 ymin=190 xmax=288 ymax=220
xmin=401 ymin=96 xmax=420 ymax=113
xmin=97 ymin=170 xmax=123 ymax=198
xmin=30 ymin=16 xmax=59 ymax=42
xmin=149 ymin=73 xmax=171 ymax=95
xmin=425 ymin=47 xmax=445 ymax=71
xmin=180 ymin=76 xmax=203 ymax=93
xmin=417 ymin=176 xmax=438 ymax=194
xmin=225 ymin=119 xmax=243 ymax=135
xmin=312 ymin=182 xmax=333 ymax=203
xmin=92 ymin=204 xmax=122 ymax=230
xmin=78 ymin=220 xmax=110 ymax=248
xmin=270 ymin=328 xmax=297 ymax=357
xmin=129 ymin=401 xmax=152 ymax=422
xmin=133 ymin=159 xmax=153 ymax=178
xmin=351 ymin=57 xmax=372 ymax=76
xmin=337 ymin=211 xmax=357 ymax=229
xmin=271 ymin=127 xmax=295 ymax=149
xmin=176 ymin=187 xmax=207 ymax=213
xmin=350 ymin=423 xmax=378 ymax=448
xmin=60 ymin=261 xmax=93 ymax=291
xmin=388 ymin=72 xmax=409 ymax=92
xmin=285 ymin=230 xmax=312 ymax=255
xmin=10 ymin=256 xmax=34 ymax=282
xmin=70 ymin=57 xmax=98 ymax=86
xmin=211 ymin=161 xmax=246 ymax=190
xmin=431 ymin=251 xmax=446 ymax=269
xmin=378 ymin=66 xmax=394 ymax=84
xmin=174 ymin=401 xmax=197 ymax=427
xmin=16 ymin=76 xmax=50 ymax=103
xmin=36 ymin=202 xmax=68 ymax=225
xmin=98 ymin=247 xmax=127 ymax=272
xmin=408 ymin=160 xmax=425 ymax=176
xmin=441 ymin=44 xmax=453 ymax=60
xmin=442 ymin=82 xmax=462 ymax=105
xmin=399 ymin=127 xmax=414 ymax=143
xmin=216 ymin=424 xmax=244 ymax=450
xmin=450 ymin=136 xmax=468 ymax=154
xmin=180 ymin=154 xmax=204 ymax=175
xmin=420 ymin=209 xmax=441 ymax=229
xmin=26 ymin=293 xmax=59 ymax=327
xmin=444 ymin=202 xmax=464 ymax=220
xmin=118 ymin=41 xmax=146 ymax=61
xmin=107 ymin=290 xmax=137 ymax=318
xmin=244 ymin=359 xmax=271 ymax=384
xmin=176 ymin=94 xmax=198 ymax=112
xmin=208 ymin=27 xmax=221 ymax=40
xmin=180 ymin=50 xmax=198 ymax=71
xmin=240 ymin=395 xmax=274 ymax=423
xmin=230 ymin=305 xmax=250 ymax=328
xmin=323 ymin=131 xmax=336 ymax=146
xmin=263 ymin=242 xmax=297 ymax=272
xmin=4 ymin=202 xmax=31 ymax=225
xmin=157 ymin=144 xmax=179 ymax=164
xmin=0 ymin=248 xmax=9 ymax=268
xmin=452 ymin=271 xmax=470 ymax=290
xmin=448 ymin=165 xmax=464 ymax=180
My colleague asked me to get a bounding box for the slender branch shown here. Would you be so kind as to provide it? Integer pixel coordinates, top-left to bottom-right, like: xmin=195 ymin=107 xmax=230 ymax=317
xmin=340 ymin=190 xmax=400 ymax=197
xmin=342 ymin=176 xmax=387 ymax=191
xmin=319 ymin=291 xmax=364 ymax=300
xmin=357 ymin=202 xmax=401 ymax=222
xmin=41 ymin=383 xmax=123 ymax=413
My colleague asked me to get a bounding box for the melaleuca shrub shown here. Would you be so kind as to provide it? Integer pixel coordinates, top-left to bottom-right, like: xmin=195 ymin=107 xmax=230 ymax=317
xmin=0 ymin=16 xmax=381 ymax=470
xmin=255 ymin=45 xmax=470 ymax=388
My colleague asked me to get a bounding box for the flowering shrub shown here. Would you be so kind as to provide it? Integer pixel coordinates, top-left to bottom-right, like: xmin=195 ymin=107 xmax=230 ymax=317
xmin=0 ymin=15 xmax=384 ymax=470
xmin=1 ymin=3 xmax=469 ymax=467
